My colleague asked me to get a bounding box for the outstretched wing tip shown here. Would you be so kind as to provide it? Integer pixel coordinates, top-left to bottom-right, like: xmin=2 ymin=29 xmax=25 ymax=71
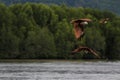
xmin=70 ymin=18 xmax=92 ymax=24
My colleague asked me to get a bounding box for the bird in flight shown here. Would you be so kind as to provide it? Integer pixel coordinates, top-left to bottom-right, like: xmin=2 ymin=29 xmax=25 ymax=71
xmin=70 ymin=18 xmax=109 ymax=58
xmin=71 ymin=46 xmax=101 ymax=58
xmin=71 ymin=18 xmax=92 ymax=39
xmin=99 ymin=18 xmax=109 ymax=24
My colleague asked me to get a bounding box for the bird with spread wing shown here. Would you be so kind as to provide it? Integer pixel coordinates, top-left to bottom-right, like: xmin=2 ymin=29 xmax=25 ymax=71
xmin=71 ymin=18 xmax=92 ymax=39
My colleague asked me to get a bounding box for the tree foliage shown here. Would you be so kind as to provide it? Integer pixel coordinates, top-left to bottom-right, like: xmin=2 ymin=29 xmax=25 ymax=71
xmin=0 ymin=0 xmax=120 ymax=15
xmin=0 ymin=3 xmax=120 ymax=59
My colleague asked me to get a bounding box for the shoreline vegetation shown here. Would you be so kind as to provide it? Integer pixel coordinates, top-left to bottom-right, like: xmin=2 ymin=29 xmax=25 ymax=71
xmin=0 ymin=3 xmax=120 ymax=60
xmin=0 ymin=59 xmax=113 ymax=63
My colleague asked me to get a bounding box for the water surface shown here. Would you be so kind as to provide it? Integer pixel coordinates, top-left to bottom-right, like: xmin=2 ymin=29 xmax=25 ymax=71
xmin=0 ymin=61 xmax=120 ymax=80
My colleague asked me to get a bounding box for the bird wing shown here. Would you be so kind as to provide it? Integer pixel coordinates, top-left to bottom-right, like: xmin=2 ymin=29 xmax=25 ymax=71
xmin=72 ymin=46 xmax=100 ymax=58
xmin=71 ymin=18 xmax=92 ymax=24
xmin=71 ymin=18 xmax=92 ymax=39
xmin=79 ymin=18 xmax=92 ymax=22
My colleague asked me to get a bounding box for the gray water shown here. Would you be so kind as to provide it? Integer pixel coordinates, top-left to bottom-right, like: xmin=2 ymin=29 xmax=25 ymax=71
xmin=0 ymin=61 xmax=120 ymax=80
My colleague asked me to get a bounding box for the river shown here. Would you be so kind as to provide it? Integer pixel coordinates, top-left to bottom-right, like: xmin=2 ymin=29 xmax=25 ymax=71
xmin=0 ymin=60 xmax=120 ymax=80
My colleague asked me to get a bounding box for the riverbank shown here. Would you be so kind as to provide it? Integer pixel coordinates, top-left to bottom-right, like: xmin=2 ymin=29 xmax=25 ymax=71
xmin=0 ymin=59 xmax=110 ymax=63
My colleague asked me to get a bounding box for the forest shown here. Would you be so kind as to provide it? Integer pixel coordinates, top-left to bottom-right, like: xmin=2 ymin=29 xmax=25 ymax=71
xmin=0 ymin=3 xmax=120 ymax=59
xmin=0 ymin=0 xmax=120 ymax=15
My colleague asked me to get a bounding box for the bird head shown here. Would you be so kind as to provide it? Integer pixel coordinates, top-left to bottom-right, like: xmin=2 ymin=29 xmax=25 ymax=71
xmin=80 ymin=21 xmax=88 ymax=25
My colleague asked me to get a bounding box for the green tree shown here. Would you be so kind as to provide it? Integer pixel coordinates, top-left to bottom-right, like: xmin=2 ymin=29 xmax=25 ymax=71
xmin=105 ymin=24 xmax=120 ymax=59
xmin=22 ymin=27 xmax=57 ymax=59
xmin=55 ymin=19 xmax=74 ymax=59
xmin=31 ymin=3 xmax=57 ymax=28
xmin=0 ymin=3 xmax=20 ymax=59
xmin=83 ymin=27 xmax=106 ymax=58
xmin=0 ymin=26 xmax=20 ymax=59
